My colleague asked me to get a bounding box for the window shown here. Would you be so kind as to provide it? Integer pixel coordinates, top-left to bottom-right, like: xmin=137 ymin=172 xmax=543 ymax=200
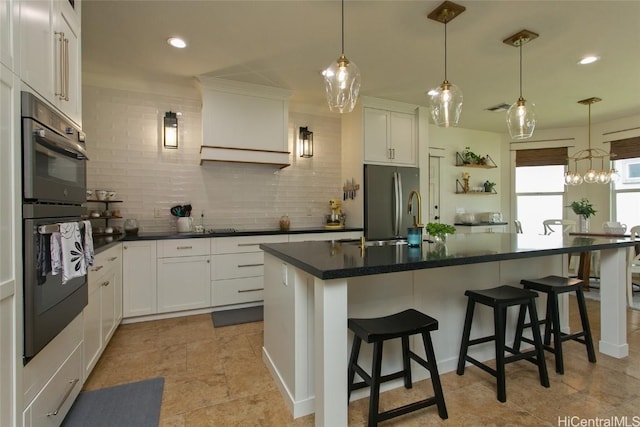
xmin=514 ymin=147 xmax=568 ymax=234
xmin=515 ymin=166 xmax=566 ymax=234
xmin=610 ymin=137 xmax=640 ymax=228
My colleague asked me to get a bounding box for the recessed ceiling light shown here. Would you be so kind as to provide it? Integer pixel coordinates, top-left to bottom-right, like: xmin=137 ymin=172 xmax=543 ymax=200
xmin=578 ymin=55 xmax=599 ymax=65
xmin=167 ymin=37 xmax=187 ymax=49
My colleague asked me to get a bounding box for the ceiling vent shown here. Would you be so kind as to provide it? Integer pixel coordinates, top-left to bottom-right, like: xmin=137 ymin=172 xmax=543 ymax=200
xmin=486 ymin=103 xmax=511 ymax=112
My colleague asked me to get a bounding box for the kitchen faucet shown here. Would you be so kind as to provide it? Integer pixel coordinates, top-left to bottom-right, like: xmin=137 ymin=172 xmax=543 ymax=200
xmin=408 ymin=190 xmax=424 ymax=228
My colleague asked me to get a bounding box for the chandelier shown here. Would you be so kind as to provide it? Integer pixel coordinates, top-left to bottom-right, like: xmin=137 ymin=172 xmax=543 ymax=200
xmin=564 ymin=97 xmax=618 ymax=185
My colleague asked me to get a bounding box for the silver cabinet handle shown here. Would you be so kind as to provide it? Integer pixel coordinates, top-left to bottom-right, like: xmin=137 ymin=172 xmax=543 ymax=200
xmin=176 ymin=246 xmax=193 ymax=250
xmin=101 ymin=281 xmax=110 ymax=287
xmin=91 ymin=265 xmax=104 ymax=272
xmin=107 ymin=256 xmax=118 ymax=262
xmin=63 ymin=37 xmax=69 ymax=101
xmin=238 ymin=263 xmax=264 ymax=268
xmin=46 ymin=378 xmax=79 ymax=416
xmin=238 ymin=288 xmax=263 ymax=293
xmin=237 ymin=243 xmax=260 ymax=247
xmin=54 ymin=32 xmax=65 ymax=99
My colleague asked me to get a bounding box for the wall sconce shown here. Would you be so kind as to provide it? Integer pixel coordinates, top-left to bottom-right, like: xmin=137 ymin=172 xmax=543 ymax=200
xmin=298 ymin=126 xmax=314 ymax=158
xmin=163 ymin=111 xmax=178 ymax=149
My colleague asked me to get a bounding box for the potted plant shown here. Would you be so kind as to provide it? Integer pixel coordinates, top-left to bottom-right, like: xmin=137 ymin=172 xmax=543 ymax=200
xmin=484 ymin=180 xmax=496 ymax=193
xmin=569 ymin=198 xmax=596 ymax=232
xmin=569 ymin=198 xmax=596 ymax=219
xmin=426 ymin=222 xmax=456 ymax=243
xmin=461 ymin=147 xmax=481 ymax=165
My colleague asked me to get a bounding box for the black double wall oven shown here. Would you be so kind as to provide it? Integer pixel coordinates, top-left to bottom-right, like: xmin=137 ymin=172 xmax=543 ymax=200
xmin=22 ymin=91 xmax=89 ymax=362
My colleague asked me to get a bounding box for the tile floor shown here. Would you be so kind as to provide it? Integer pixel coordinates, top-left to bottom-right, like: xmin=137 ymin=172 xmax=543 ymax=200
xmin=84 ymin=298 xmax=640 ymax=426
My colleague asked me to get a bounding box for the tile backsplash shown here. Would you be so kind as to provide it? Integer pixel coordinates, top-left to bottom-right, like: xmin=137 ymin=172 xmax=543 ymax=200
xmin=83 ymin=85 xmax=343 ymax=233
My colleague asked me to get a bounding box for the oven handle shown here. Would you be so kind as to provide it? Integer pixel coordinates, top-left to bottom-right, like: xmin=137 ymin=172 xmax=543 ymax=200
xmin=34 ymin=128 xmax=88 ymax=160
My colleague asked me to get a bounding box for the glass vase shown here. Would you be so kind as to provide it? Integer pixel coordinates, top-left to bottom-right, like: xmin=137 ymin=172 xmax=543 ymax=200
xmin=578 ymin=216 xmax=589 ymax=233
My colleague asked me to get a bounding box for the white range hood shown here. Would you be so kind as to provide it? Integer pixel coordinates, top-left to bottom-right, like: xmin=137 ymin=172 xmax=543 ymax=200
xmin=198 ymin=76 xmax=293 ymax=168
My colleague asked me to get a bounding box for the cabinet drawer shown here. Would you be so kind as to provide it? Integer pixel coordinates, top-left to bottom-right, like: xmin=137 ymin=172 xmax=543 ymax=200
xmin=157 ymin=238 xmax=209 ymax=257
xmin=212 ymin=277 xmax=264 ymax=307
xmin=212 ymin=252 xmax=264 ymax=280
xmin=24 ymin=344 xmax=82 ymax=427
xmin=212 ymin=235 xmax=286 ymax=254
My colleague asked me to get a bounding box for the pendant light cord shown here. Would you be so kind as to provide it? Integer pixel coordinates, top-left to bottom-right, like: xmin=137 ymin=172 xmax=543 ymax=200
xmin=443 ymin=22 xmax=448 ymax=80
xmin=519 ymin=42 xmax=523 ymax=98
xmin=341 ymin=0 xmax=345 ymax=54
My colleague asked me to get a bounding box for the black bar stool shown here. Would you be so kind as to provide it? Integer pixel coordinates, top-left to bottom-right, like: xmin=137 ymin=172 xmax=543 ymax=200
xmin=514 ymin=275 xmax=596 ymax=374
xmin=348 ymin=309 xmax=448 ymax=426
xmin=457 ymin=285 xmax=550 ymax=402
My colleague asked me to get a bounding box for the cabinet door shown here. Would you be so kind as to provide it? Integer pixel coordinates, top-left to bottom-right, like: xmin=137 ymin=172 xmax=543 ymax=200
xmin=83 ymin=272 xmax=101 ymax=378
xmin=0 ymin=0 xmax=18 ymax=70
xmin=53 ymin=1 xmax=81 ymax=125
xmin=122 ymin=241 xmax=157 ymax=318
xmin=157 ymin=255 xmax=211 ymax=313
xmin=389 ymin=111 xmax=416 ymax=166
xmin=100 ymin=269 xmax=116 ymax=346
xmin=363 ymin=107 xmax=390 ymax=164
xmin=19 ymin=0 xmax=54 ymax=101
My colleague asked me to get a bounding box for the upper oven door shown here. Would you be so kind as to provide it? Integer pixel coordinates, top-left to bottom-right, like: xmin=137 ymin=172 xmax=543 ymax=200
xmin=23 ymin=117 xmax=87 ymax=204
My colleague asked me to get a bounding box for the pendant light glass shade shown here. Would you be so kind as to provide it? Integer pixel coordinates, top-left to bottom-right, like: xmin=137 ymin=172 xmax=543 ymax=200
xmin=506 ymin=97 xmax=536 ymax=140
xmin=324 ymin=54 xmax=361 ymax=114
xmin=429 ymin=80 xmax=463 ymax=127
xmin=323 ymin=0 xmax=360 ymax=114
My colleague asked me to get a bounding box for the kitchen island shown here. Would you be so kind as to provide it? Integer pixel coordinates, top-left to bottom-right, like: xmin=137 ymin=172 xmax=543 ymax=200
xmin=260 ymin=232 xmax=636 ymax=427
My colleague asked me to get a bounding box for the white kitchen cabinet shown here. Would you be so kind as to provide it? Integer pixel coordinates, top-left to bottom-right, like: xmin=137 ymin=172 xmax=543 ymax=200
xmin=19 ymin=0 xmax=82 ymax=125
xmin=83 ymin=244 xmax=122 ymax=378
xmin=211 ymin=235 xmax=287 ymax=307
xmin=454 ymin=224 xmax=508 ymax=233
xmin=1 ymin=0 xmax=18 ymax=71
xmin=364 ymin=107 xmax=416 ymax=166
xmin=0 ymin=63 xmax=19 ymax=427
xmin=157 ymin=255 xmax=211 ymax=313
xmin=122 ymin=240 xmax=157 ymax=318
xmin=22 ymin=315 xmax=83 ymax=427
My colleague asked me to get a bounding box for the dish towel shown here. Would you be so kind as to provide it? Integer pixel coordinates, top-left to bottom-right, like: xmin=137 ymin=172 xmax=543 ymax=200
xmin=82 ymin=220 xmax=94 ymax=266
xmin=51 ymin=222 xmax=86 ymax=284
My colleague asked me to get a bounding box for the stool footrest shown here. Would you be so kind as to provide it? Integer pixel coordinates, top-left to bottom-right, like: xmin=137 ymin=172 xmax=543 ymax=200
xmin=468 ymin=335 xmax=497 ymax=346
xmin=378 ymin=397 xmax=439 ymax=423
xmin=464 ymin=355 xmax=497 ymax=377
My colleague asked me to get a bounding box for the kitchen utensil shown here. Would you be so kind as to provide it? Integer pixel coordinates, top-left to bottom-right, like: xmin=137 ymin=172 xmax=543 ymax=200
xmin=170 ymin=205 xmax=183 ymax=217
xmin=177 ymin=217 xmax=194 ymax=233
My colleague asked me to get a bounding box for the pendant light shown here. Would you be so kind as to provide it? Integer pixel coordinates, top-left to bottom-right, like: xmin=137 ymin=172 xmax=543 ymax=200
xmin=323 ymin=0 xmax=360 ymax=114
xmin=564 ymin=97 xmax=617 ymax=186
xmin=427 ymin=1 xmax=465 ymax=127
xmin=504 ymin=29 xmax=538 ymax=140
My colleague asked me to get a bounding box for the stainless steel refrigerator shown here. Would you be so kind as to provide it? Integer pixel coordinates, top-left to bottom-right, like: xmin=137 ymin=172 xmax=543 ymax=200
xmin=364 ymin=164 xmax=420 ymax=240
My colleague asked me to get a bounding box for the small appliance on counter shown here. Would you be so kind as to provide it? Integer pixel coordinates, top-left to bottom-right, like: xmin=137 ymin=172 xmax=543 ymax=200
xmin=325 ymin=198 xmax=345 ymax=229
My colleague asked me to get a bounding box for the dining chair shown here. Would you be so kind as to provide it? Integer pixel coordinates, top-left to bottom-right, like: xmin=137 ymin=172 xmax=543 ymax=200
xmin=628 ymin=225 xmax=640 ymax=306
xmin=543 ymin=219 xmax=576 ymax=235
xmin=514 ymin=220 xmax=523 ymax=234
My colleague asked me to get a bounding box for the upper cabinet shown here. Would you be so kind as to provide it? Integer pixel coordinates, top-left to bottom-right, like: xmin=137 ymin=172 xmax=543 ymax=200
xmin=198 ymin=76 xmax=293 ymax=168
xmin=19 ymin=0 xmax=82 ymax=126
xmin=364 ymin=107 xmax=416 ymax=166
xmin=1 ymin=0 xmax=18 ymax=71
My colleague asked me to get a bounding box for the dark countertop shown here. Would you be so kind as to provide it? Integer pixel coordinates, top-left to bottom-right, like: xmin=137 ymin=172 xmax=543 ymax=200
xmin=454 ymin=222 xmax=509 ymax=226
xmin=260 ymin=232 xmax=637 ymax=280
xmin=93 ymin=227 xmax=362 ymax=254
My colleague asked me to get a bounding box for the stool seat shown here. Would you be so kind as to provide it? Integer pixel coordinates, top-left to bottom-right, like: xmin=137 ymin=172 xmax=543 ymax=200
xmin=457 ymin=285 xmax=549 ymax=402
xmin=516 ymin=275 xmax=596 ymax=374
xmin=348 ymin=309 xmax=448 ymax=426
xmin=348 ymin=309 xmax=438 ymax=343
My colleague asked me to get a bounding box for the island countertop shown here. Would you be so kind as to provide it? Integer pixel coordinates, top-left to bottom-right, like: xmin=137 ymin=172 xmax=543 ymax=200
xmin=260 ymin=232 xmax=636 ymax=280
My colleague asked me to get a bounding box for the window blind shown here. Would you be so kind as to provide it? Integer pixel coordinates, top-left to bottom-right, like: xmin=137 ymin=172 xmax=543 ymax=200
xmin=610 ymin=136 xmax=640 ymax=160
xmin=515 ymin=147 xmax=568 ymax=167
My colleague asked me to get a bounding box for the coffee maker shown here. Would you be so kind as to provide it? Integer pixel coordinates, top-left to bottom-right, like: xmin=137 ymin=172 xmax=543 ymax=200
xmin=325 ymin=199 xmax=345 ymax=229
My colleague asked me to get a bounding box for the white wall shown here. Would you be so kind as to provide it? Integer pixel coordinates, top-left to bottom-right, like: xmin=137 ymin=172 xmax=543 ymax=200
xmin=83 ymin=85 xmax=344 ymax=233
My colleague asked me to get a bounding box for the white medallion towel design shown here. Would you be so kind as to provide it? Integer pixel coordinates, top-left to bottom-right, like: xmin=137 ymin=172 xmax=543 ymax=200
xmin=50 ymin=222 xmax=86 ymax=284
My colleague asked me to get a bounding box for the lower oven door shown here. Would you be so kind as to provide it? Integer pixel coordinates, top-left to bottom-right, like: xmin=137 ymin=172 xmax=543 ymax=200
xmin=24 ymin=215 xmax=88 ymax=361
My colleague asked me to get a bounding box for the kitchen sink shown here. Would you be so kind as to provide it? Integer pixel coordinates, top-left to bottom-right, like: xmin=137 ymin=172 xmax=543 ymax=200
xmin=342 ymin=238 xmax=409 ymax=247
